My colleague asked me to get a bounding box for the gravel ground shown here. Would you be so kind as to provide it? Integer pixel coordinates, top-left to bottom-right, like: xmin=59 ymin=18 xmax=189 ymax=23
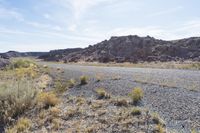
xmin=39 ymin=62 xmax=200 ymax=133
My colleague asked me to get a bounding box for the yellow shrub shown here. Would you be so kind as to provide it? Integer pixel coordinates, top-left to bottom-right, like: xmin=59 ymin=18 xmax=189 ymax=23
xmin=129 ymin=87 xmax=144 ymax=104
xmin=37 ymin=92 xmax=60 ymax=108
xmin=80 ymin=76 xmax=88 ymax=85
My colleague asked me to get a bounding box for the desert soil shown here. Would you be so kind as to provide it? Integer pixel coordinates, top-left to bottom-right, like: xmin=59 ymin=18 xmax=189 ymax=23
xmin=39 ymin=62 xmax=200 ymax=133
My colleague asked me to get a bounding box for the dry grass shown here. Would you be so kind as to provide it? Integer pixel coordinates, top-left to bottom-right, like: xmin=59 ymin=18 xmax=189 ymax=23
xmin=113 ymin=98 xmax=128 ymax=107
xmin=129 ymin=87 xmax=144 ymax=105
xmin=54 ymin=79 xmax=68 ymax=93
xmin=67 ymin=79 xmax=76 ymax=88
xmin=80 ymin=76 xmax=88 ymax=85
xmin=152 ymin=113 xmax=164 ymax=125
xmin=50 ymin=107 xmax=61 ymax=117
xmin=0 ymin=61 xmax=39 ymax=124
xmin=6 ymin=118 xmax=31 ymax=133
xmin=95 ymin=88 xmax=110 ymax=99
xmin=37 ymin=91 xmax=60 ymax=108
xmin=131 ymin=108 xmax=142 ymax=116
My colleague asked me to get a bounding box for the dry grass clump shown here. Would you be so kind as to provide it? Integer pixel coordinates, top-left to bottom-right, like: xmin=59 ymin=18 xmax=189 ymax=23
xmin=54 ymin=79 xmax=68 ymax=93
xmin=154 ymin=124 xmax=165 ymax=133
xmin=131 ymin=108 xmax=142 ymax=116
xmin=152 ymin=113 xmax=165 ymax=125
xmin=51 ymin=118 xmax=61 ymax=130
xmin=85 ymin=125 xmax=96 ymax=133
xmin=6 ymin=118 xmax=31 ymax=133
xmin=68 ymin=79 xmax=76 ymax=88
xmin=37 ymin=91 xmax=60 ymax=108
xmin=50 ymin=107 xmax=61 ymax=117
xmin=80 ymin=76 xmax=88 ymax=85
xmin=11 ymin=59 xmax=36 ymax=69
xmin=95 ymin=88 xmax=110 ymax=99
xmin=65 ymin=107 xmax=81 ymax=119
xmin=75 ymin=97 xmax=86 ymax=105
xmin=95 ymin=73 xmax=104 ymax=82
xmin=191 ymin=129 xmax=198 ymax=133
xmin=113 ymin=98 xmax=128 ymax=107
xmin=129 ymin=87 xmax=144 ymax=105
xmin=0 ymin=79 xmax=38 ymax=123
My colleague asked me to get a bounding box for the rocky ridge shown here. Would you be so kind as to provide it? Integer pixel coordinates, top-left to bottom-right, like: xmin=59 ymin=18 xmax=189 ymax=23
xmin=62 ymin=35 xmax=200 ymax=63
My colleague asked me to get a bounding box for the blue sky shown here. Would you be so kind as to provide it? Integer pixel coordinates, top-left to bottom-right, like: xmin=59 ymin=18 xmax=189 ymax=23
xmin=0 ymin=0 xmax=200 ymax=52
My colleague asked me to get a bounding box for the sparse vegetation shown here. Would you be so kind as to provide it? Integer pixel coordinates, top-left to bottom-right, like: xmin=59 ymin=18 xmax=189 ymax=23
xmin=131 ymin=108 xmax=142 ymax=116
xmin=152 ymin=113 xmax=164 ymax=125
xmin=37 ymin=91 xmax=60 ymax=108
xmin=129 ymin=87 xmax=144 ymax=105
xmin=113 ymin=98 xmax=128 ymax=107
xmin=95 ymin=88 xmax=110 ymax=99
xmin=6 ymin=118 xmax=31 ymax=133
xmin=54 ymin=79 xmax=68 ymax=93
xmin=11 ymin=59 xmax=36 ymax=69
xmin=155 ymin=124 xmax=165 ymax=133
xmin=80 ymin=75 xmax=88 ymax=85
xmin=0 ymin=59 xmax=40 ymax=124
xmin=67 ymin=78 xmax=76 ymax=88
xmin=50 ymin=107 xmax=61 ymax=117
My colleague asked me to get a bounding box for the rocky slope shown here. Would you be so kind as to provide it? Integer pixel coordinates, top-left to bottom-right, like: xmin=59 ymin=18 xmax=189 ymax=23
xmin=62 ymin=35 xmax=200 ymax=63
xmin=0 ymin=54 xmax=10 ymax=69
xmin=38 ymin=48 xmax=82 ymax=61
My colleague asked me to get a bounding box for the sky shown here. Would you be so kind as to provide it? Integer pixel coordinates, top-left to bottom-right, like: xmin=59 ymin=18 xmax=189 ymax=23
xmin=0 ymin=0 xmax=200 ymax=52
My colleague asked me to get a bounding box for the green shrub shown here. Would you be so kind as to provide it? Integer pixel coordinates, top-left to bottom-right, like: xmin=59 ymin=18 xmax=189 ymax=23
xmin=129 ymin=87 xmax=144 ymax=105
xmin=80 ymin=76 xmax=88 ymax=85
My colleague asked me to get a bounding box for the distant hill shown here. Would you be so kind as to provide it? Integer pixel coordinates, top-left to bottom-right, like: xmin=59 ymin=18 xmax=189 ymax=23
xmin=0 ymin=51 xmax=47 ymax=58
xmin=2 ymin=35 xmax=200 ymax=63
xmin=60 ymin=35 xmax=200 ymax=63
xmin=38 ymin=48 xmax=82 ymax=61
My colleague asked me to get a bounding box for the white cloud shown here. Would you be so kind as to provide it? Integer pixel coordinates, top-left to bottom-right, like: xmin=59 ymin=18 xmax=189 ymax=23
xmin=148 ymin=6 xmax=183 ymax=17
xmin=0 ymin=27 xmax=99 ymax=42
xmin=0 ymin=6 xmax=24 ymax=21
xmin=68 ymin=24 xmax=77 ymax=32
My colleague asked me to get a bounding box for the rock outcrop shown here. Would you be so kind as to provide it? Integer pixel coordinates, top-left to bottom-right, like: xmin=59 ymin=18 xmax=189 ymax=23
xmin=62 ymin=35 xmax=200 ymax=63
xmin=38 ymin=48 xmax=82 ymax=61
xmin=0 ymin=55 xmax=10 ymax=69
